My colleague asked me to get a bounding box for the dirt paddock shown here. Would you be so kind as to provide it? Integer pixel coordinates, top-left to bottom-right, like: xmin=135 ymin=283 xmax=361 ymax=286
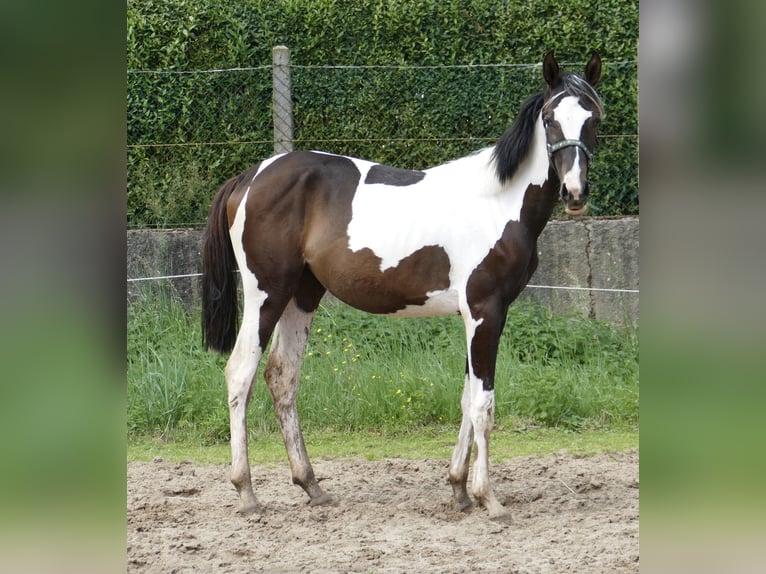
xmin=128 ymin=451 xmax=638 ymax=573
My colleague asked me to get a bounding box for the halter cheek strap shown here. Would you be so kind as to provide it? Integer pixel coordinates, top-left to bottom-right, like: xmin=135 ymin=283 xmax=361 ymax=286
xmin=547 ymin=139 xmax=594 ymax=161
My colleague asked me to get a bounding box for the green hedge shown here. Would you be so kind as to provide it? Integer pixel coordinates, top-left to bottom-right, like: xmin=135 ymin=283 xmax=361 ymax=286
xmin=127 ymin=0 xmax=638 ymax=226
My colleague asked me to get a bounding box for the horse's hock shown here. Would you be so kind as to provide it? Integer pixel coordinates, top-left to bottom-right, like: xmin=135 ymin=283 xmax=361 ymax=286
xmin=126 ymin=217 xmax=638 ymax=325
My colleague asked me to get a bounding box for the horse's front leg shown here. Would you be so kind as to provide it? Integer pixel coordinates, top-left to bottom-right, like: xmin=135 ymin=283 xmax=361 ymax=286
xmin=469 ymin=381 xmax=508 ymax=521
xmin=461 ymin=307 xmax=511 ymax=522
xmin=449 ymin=368 xmax=474 ymax=511
xmin=265 ymin=299 xmax=334 ymax=506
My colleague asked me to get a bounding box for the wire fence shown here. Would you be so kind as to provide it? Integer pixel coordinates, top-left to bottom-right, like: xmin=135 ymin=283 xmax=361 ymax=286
xmin=127 ymin=48 xmax=638 ymax=228
xmin=125 ymin=270 xmax=639 ymax=295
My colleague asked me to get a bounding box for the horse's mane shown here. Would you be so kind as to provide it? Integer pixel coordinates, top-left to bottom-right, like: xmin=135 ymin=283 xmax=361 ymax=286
xmin=491 ymin=72 xmax=603 ymax=185
xmin=491 ymin=92 xmax=545 ymax=185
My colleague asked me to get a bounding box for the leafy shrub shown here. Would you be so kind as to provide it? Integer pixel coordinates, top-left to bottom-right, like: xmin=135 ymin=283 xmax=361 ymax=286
xmin=127 ymin=0 xmax=638 ymax=226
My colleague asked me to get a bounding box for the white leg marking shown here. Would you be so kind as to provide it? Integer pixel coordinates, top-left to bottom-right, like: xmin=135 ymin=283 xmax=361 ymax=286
xmin=225 ymin=279 xmax=266 ymax=513
xmin=469 ymin=382 xmax=495 ymax=499
xmin=448 ymin=307 xmax=488 ymax=511
xmin=459 ymin=306 xmax=509 ymax=520
xmin=449 ymin=374 xmax=475 ymax=510
xmin=451 ymin=376 xmax=474 ymax=477
xmin=469 ymin=381 xmax=508 ymax=520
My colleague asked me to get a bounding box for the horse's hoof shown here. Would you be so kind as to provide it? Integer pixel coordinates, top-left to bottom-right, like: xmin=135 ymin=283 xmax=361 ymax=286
xmin=308 ymin=491 xmax=336 ymax=507
xmin=456 ymin=502 xmax=473 ymax=513
xmin=453 ymin=494 xmax=474 ymax=513
xmin=489 ymin=510 xmax=513 ymax=525
xmin=236 ymin=501 xmax=263 ymax=515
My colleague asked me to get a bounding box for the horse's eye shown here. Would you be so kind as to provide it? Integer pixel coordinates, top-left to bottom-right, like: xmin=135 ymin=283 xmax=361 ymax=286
xmin=542 ymin=117 xmax=552 ymax=128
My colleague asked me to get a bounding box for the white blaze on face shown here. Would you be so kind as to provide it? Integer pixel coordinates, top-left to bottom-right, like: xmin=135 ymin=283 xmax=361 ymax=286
xmin=553 ymin=95 xmax=592 ymax=199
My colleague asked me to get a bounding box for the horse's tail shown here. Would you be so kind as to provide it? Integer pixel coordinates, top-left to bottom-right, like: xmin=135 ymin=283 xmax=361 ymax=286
xmin=202 ymin=176 xmax=240 ymax=353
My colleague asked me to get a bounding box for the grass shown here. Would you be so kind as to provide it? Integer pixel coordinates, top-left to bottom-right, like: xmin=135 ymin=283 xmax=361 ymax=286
xmin=128 ymin=288 xmax=638 ymax=449
xmin=128 ymin=427 xmax=638 ymax=465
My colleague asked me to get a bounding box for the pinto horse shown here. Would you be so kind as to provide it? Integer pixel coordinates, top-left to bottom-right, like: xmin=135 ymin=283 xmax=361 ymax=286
xmin=202 ymin=51 xmax=603 ymax=521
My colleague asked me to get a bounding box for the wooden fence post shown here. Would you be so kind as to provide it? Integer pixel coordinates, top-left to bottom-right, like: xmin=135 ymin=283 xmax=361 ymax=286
xmin=272 ymin=45 xmax=293 ymax=154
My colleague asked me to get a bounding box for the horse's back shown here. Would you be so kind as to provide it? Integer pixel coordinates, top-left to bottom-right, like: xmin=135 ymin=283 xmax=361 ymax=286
xmin=227 ymin=150 xmax=536 ymax=318
xmin=225 ymin=151 xmax=460 ymax=315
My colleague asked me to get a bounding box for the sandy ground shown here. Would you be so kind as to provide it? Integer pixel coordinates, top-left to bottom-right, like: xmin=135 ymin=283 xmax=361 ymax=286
xmin=127 ymin=451 xmax=638 ymax=573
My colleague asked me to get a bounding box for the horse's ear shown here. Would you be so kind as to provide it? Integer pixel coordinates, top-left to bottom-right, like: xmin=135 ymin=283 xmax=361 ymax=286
xmin=543 ymin=50 xmax=560 ymax=87
xmin=584 ymin=51 xmax=602 ymax=87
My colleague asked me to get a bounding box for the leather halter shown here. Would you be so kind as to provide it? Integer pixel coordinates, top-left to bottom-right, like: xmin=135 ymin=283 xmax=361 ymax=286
xmin=548 ymin=140 xmax=593 ymax=161
xmin=547 ymin=139 xmax=594 ymax=161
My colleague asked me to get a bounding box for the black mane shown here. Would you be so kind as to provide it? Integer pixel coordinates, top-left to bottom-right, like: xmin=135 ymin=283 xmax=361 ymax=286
xmin=491 ymin=91 xmax=545 ymax=185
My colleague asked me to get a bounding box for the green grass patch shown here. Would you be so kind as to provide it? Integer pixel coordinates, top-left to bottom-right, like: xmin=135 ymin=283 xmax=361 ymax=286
xmin=128 ymin=427 xmax=637 ymax=465
xmin=128 ymin=289 xmax=638 ymax=443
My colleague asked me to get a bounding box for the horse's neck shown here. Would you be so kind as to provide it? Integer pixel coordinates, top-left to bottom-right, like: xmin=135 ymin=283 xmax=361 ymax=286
xmin=522 ymin=176 xmax=559 ymax=239
xmin=421 ymin=119 xmax=557 ymax=237
xmin=499 ymin=116 xmax=558 ymax=238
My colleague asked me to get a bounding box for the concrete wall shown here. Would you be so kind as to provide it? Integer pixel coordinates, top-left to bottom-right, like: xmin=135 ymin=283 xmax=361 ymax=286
xmin=127 ymin=217 xmax=638 ymax=325
xmin=127 ymin=229 xmax=205 ymax=307
xmin=519 ymin=217 xmax=639 ymax=326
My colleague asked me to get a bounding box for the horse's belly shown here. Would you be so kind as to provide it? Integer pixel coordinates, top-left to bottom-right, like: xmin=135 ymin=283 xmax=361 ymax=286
xmin=323 ymin=279 xmax=459 ymax=318
xmin=307 ymin=235 xmax=456 ymax=317
xmin=387 ymin=289 xmax=460 ymax=317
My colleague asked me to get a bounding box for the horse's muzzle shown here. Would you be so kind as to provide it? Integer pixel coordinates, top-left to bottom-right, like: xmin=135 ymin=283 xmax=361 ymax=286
xmin=561 ymin=182 xmax=589 ymax=216
xmin=565 ymin=201 xmax=588 ymax=216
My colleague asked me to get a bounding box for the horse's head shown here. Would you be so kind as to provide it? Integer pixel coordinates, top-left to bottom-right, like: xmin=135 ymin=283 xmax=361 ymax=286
xmin=541 ymin=51 xmax=603 ymax=216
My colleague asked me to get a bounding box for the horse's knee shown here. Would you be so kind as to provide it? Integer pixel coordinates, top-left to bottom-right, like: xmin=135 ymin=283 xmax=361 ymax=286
xmin=469 ymin=388 xmax=495 ymax=430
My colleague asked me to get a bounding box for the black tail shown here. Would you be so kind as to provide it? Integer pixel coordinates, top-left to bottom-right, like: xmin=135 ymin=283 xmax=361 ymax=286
xmin=201 ymin=177 xmax=240 ymax=353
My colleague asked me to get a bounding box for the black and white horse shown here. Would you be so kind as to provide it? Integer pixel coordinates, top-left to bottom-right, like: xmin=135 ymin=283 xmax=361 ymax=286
xmin=202 ymin=51 xmax=603 ymax=521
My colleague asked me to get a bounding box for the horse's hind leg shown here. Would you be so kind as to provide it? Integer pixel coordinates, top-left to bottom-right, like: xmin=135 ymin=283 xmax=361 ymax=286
xmin=265 ymin=296 xmax=333 ymax=506
xmin=225 ymin=287 xmax=268 ymax=514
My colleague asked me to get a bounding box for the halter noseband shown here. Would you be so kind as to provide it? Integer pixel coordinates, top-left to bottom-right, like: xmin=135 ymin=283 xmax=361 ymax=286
xmin=547 ymin=139 xmax=594 ymax=161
